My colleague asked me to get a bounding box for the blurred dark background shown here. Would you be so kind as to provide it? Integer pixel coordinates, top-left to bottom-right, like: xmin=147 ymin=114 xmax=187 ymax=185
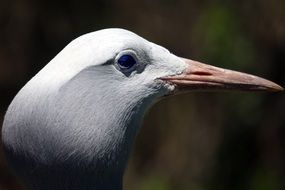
xmin=0 ymin=0 xmax=284 ymax=189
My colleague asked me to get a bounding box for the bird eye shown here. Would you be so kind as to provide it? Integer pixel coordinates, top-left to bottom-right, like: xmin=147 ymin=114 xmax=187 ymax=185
xmin=117 ymin=54 xmax=137 ymax=70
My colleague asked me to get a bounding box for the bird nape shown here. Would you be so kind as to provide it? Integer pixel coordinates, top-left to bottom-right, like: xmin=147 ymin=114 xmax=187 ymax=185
xmin=1 ymin=28 xmax=283 ymax=190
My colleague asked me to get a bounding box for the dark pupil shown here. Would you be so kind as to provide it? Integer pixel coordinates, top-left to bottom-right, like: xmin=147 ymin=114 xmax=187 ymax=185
xmin=118 ymin=55 xmax=136 ymax=69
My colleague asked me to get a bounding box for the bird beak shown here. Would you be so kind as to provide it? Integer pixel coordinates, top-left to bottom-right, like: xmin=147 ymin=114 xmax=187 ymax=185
xmin=161 ymin=58 xmax=284 ymax=92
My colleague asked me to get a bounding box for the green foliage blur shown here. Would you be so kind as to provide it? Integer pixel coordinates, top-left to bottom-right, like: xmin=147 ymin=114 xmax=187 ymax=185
xmin=0 ymin=0 xmax=284 ymax=190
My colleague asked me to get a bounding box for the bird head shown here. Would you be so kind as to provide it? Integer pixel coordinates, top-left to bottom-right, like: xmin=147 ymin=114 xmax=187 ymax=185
xmin=56 ymin=28 xmax=282 ymax=98
xmin=2 ymin=28 xmax=283 ymax=189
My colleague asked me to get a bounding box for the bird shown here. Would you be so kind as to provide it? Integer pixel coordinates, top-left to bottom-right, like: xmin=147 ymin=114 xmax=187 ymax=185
xmin=1 ymin=28 xmax=283 ymax=190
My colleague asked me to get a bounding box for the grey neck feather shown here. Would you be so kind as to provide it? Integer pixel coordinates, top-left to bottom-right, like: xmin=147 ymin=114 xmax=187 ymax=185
xmin=3 ymin=65 xmax=160 ymax=190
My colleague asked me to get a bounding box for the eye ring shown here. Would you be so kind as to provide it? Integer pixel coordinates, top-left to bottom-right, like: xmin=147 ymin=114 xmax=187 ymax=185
xmin=115 ymin=50 xmax=139 ymax=72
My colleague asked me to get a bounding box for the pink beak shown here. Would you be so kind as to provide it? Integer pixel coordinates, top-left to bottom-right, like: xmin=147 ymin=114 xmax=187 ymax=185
xmin=161 ymin=58 xmax=283 ymax=92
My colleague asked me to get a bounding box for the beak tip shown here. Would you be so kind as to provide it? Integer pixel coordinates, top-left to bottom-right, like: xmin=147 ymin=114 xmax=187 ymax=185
xmin=271 ymin=84 xmax=284 ymax=92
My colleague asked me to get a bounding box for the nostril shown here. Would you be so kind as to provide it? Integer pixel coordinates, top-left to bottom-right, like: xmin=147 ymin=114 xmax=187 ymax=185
xmin=192 ymin=71 xmax=212 ymax=76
